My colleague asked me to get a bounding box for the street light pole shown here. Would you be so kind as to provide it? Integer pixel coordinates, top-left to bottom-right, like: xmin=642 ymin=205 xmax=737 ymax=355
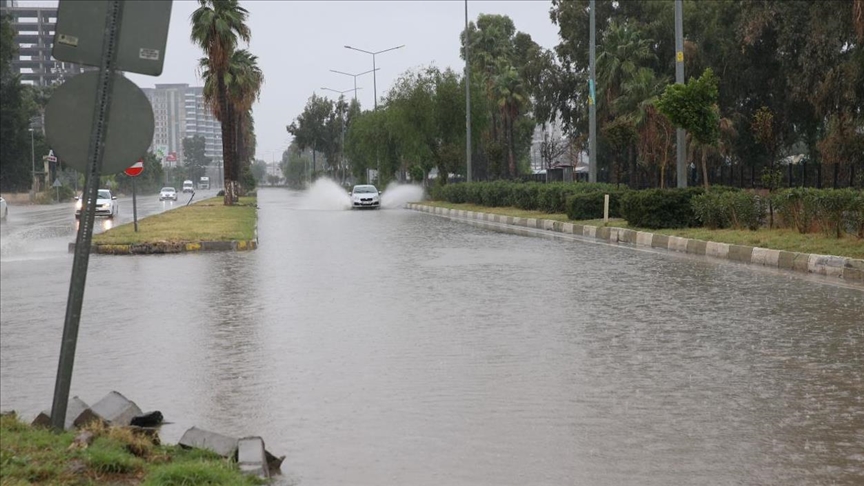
xmin=330 ymin=68 xmax=377 ymax=102
xmin=675 ymin=0 xmax=687 ymax=187
xmin=589 ymin=0 xmax=597 ymax=183
xmin=464 ymin=0 xmax=472 ymax=183
xmin=29 ymin=128 xmax=36 ymax=194
xmin=345 ymin=44 xmax=404 ymax=185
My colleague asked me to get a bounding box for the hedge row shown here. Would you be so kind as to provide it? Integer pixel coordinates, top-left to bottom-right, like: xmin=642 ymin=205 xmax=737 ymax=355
xmin=430 ymin=182 xmax=863 ymax=238
xmin=430 ymin=181 xmax=620 ymax=214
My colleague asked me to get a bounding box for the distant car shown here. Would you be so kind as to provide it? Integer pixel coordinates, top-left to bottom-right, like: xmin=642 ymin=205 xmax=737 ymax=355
xmin=182 ymin=180 xmax=194 ymax=193
xmin=350 ymin=184 xmax=381 ymax=209
xmin=159 ymin=187 xmax=178 ymax=201
xmin=0 ymin=196 xmax=7 ymax=221
xmin=75 ymin=189 xmax=118 ymax=219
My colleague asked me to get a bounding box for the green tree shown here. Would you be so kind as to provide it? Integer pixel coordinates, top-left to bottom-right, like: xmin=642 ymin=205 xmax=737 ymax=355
xmin=190 ymin=0 xmax=250 ymax=205
xmin=182 ymin=135 xmax=210 ymax=183
xmin=656 ymin=68 xmax=720 ymax=189
xmin=0 ymin=14 xmax=33 ymax=192
xmin=287 ymin=94 xmax=333 ymax=177
xmin=251 ymin=159 xmax=267 ymax=184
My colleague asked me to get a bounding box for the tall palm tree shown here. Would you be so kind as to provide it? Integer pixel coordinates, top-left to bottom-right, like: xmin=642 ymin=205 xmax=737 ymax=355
xmin=494 ymin=62 xmax=527 ymax=178
xmin=190 ymin=0 xmax=250 ymax=205
xmin=597 ymin=21 xmax=655 ymax=117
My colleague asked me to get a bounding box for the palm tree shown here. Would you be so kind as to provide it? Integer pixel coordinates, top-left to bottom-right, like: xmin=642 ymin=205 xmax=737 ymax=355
xmin=494 ymin=62 xmax=527 ymax=178
xmin=190 ymin=0 xmax=250 ymax=205
xmin=615 ymin=67 xmax=670 ymax=187
xmin=596 ymin=21 xmax=655 ymax=117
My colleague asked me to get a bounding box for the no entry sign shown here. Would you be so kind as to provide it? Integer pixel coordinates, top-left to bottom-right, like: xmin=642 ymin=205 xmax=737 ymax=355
xmin=124 ymin=160 xmax=144 ymax=177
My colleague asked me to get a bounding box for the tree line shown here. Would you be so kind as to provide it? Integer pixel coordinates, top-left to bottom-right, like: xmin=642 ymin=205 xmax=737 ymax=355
xmin=286 ymin=0 xmax=863 ymax=190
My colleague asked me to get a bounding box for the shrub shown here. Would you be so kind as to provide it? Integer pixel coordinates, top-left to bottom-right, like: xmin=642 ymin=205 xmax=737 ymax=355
xmin=847 ymin=190 xmax=864 ymax=239
xmin=692 ymin=191 xmax=766 ymax=230
xmin=772 ymin=188 xmax=820 ymax=233
xmin=621 ymin=188 xmax=704 ymax=229
xmin=511 ymin=183 xmax=541 ymax=210
xmin=566 ymin=191 xmax=624 ymax=220
xmin=479 ymin=180 xmax=512 ymax=207
xmin=815 ymin=188 xmax=860 ymax=238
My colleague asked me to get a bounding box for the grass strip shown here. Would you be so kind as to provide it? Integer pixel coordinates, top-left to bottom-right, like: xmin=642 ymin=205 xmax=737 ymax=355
xmin=0 ymin=413 xmax=264 ymax=485
xmin=92 ymin=197 xmax=257 ymax=245
xmin=420 ymin=201 xmax=864 ymax=260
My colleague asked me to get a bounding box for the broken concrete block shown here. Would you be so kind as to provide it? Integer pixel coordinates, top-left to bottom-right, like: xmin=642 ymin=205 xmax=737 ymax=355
xmin=81 ymin=391 xmax=142 ymax=427
xmin=237 ymin=436 xmax=270 ymax=479
xmin=178 ymin=426 xmax=238 ymax=458
xmin=32 ymin=397 xmax=97 ymax=430
xmin=130 ymin=410 xmax=163 ymax=427
xmin=265 ymin=449 xmax=285 ymax=473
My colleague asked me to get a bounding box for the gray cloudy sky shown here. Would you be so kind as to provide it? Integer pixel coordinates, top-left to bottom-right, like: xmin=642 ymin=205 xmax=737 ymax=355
xmin=26 ymin=1 xmax=562 ymax=162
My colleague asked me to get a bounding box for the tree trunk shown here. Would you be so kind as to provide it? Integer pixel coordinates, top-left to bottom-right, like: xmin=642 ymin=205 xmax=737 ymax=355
xmin=507 ymin=115 xmax=516 ymax=178
xmin=218 ymin=80 xmax=236 ymax=205
xmin=628 ymin=145 xmax=637 ymax=189
xmin=701 ymin=147 xmax=710 ymax=190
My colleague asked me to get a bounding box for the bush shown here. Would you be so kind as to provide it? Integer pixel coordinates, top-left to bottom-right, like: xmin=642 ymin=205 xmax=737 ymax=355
xmin=566 ymin=191 xmax=624 ymax=220
xmin=479 ymin=180 xmax=512 ymax=207
xmin=511 ymin=183 xmax=541 ymax=210
xmin=815 ymin=188 xmax=860 ymax=238
xmin=692 ymin=191 xmax=766 ymax=230
xmin=772 ymin=188 xmax=820 ymax=233
xmin=621 ymin=188 xmax=705 ymax=229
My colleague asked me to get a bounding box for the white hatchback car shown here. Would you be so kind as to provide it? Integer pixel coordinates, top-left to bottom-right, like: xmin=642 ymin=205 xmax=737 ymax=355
xmin=159 ymin=187 xmax=178 ymax=201
xmin=350 ymin=185 xmax=381 ymax=209
xmin=75 ymin=189 xmax=118 ymax=219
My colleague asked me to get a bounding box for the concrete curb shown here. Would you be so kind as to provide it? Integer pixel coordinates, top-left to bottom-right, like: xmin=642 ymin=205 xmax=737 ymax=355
xmin=407 ymin=203 xmax=864 ymax=284
xmin=68 ymin=239 xmax=258 ymax=255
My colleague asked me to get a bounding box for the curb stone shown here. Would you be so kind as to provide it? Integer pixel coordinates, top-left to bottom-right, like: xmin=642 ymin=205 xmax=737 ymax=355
xmin=68 ymin=239 xmax=258 ymax=255
xmin=409 ymin=204 xmax=864 ymax=284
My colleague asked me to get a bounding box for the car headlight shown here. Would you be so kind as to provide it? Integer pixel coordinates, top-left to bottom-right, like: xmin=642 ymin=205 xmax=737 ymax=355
xmin=75 ymin=200 xmax=82 ymax=210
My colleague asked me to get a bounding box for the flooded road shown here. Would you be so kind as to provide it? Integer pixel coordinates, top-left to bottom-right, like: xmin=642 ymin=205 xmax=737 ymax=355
xmin=1 ymin=186 xmax=862 ymax=485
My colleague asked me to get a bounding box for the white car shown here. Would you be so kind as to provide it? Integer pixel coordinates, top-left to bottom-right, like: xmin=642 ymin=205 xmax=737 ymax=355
xmin=75 ymin=189 xmax=118 ymax=219
xmin=350 ymin=184 xmax=381 ymax=209
xmin=0 ymin=196 xmax=7 ymax=221
xmin=159 ymin=187 xmax=178 ymax=201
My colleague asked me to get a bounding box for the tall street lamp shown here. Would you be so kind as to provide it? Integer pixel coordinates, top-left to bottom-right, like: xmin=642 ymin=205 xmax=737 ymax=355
xmin=321 ymin=87 xmax=357 ymax=183
xmin=29 ymin=128 xmax=36 ymax=194
xmin=344 ymin=44 xmax=404 ymax=110
xmin=329 ymin=68 xmax=377 ymax=102
xmin=345 ymin=44 xmax=404 ymax=184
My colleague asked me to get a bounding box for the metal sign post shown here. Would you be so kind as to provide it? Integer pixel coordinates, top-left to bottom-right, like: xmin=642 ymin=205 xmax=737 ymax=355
xmin=49 ymin=0 xmax=125 ymax=432
xmin=124 ymin=160 xmax=144 ymax=232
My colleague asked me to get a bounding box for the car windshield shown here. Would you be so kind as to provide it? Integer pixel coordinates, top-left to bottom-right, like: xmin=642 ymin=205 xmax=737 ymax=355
xmin=97 ymin=190 xmax=111 ymax=200
xmin=162 ymin=187 xmax=175 ymax=192
xmin=353 ymin=186 xmax=377 ymax=194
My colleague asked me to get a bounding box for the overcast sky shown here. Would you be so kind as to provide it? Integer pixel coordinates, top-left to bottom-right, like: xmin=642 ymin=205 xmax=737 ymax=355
xmin=24 ymin=0 xmax=562 ymax=162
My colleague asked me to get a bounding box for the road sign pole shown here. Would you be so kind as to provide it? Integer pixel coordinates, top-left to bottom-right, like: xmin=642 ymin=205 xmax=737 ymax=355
xmin=132 ymin=177 xmax=138 ymax=232
xmin=50 ymin=0 xmax=125 ymax=432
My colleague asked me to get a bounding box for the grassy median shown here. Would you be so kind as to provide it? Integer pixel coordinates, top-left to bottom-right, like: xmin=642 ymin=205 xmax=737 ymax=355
xmin=92 ymin=197 xmax=256 ymax=246
xmin=422 ymin=201 xmax=864 ymax=260
xmin=0 ymin=413 xmax=263 ymax=485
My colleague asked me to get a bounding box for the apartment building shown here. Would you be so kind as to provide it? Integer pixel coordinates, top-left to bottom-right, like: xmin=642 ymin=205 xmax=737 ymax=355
xmin=0 ymin=4 xmax=88 ymax=87
xmin=141 ymin=84 xmax=223 ymax=168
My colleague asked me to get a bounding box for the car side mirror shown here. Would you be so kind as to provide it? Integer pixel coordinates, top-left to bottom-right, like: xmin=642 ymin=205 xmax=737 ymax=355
xmin=112 ymin=196 xmax=117 ymax=200
xmin=379 ymin=191 xmax=382 ymax=194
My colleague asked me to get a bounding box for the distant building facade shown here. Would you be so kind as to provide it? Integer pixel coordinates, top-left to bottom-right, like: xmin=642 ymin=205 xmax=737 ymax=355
xmin=141 ymin=84 xmax=223 ymax=168
xmin=0 ymin=5 xmax=89 ymax=87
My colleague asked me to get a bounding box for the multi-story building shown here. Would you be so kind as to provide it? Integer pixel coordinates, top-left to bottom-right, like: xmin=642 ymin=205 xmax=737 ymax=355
xmin=0 ymin=4 xmax=88 ymax=87
xmin=141 ymin=84 xmax=222 ymax=169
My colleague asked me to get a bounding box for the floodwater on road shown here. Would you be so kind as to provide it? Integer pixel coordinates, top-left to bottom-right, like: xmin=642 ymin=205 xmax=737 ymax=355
xmin=1 ymin=185 xmax=862 ymax=485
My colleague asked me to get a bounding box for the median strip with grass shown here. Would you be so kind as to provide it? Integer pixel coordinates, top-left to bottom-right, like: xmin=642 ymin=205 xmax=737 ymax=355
xmin=82 ymin=197 xmax=257 ymax=254
xmin=0 ymin=413 xmax=263 ymax=485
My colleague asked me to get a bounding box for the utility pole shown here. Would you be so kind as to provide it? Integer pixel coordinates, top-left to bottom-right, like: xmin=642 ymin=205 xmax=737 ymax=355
xmin=589 ymin=0 xmax=597 ymax=183
xmin=675 ymin=0 xmax=687 ymax=187
xmin=464 ymin=0 xmax=472 ymax=182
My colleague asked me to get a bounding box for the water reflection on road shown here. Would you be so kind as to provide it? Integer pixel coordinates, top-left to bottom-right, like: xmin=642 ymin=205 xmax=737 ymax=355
xmin=1 ymin=187 xmax=862 ymax=485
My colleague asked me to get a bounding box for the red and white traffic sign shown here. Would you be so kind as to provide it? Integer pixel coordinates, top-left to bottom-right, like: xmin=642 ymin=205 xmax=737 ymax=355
xmin=124 ymin=160 xmax=144 ymax=177
xmin=45 ymin=149 xmax=57 ymax=163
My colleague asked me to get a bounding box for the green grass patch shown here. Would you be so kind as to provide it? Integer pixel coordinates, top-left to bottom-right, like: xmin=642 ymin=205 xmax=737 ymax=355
xmin=93 ymin=197 xmax=257 ymax=245
xmin=0 ymin=413 xmax=262 ymax=485
xmin=420 ymin=201 xmax=864 ymax=260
